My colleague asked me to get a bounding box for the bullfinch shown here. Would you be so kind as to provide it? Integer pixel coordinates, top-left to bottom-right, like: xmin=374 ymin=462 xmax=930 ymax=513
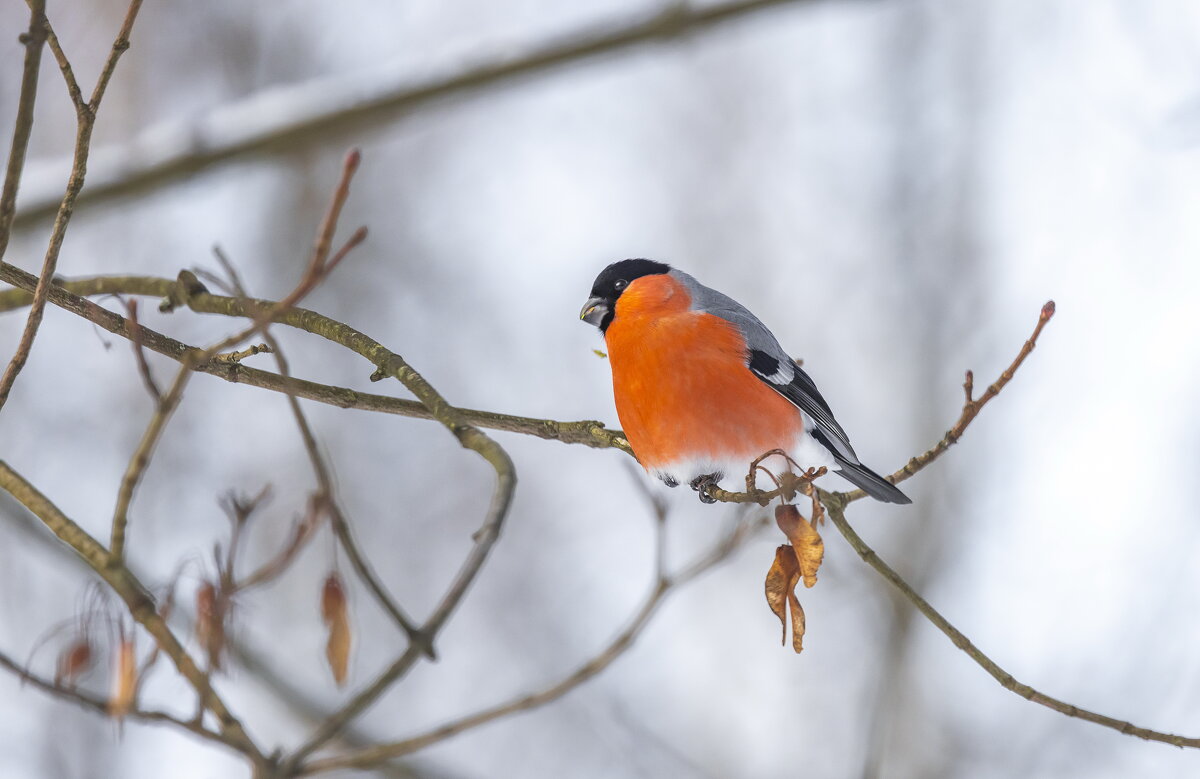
xmin=580 ymin=259 xmax=911 ymax=504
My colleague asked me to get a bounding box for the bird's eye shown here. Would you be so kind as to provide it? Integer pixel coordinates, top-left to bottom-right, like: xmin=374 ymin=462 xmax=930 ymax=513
xmin=614 ymin=279 xmax=628 ymax=292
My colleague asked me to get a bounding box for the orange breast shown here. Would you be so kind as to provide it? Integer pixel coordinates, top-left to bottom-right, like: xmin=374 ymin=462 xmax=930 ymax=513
xmin=605 ymin=276 xmax=805 ymax=470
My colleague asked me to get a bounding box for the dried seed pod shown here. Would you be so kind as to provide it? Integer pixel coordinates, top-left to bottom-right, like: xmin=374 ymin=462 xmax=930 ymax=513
xmin=55 ymin=638 xmax=94 ymax=688
xmin=321 ymin=572 xmax=351 ymax=686
xmin=195 ymin=581 xmax=226 ymax=670
xmin=764 ymin=545 xmax=805 ymax=653
xmin=109 ymin=637 xmax=137 ymax=720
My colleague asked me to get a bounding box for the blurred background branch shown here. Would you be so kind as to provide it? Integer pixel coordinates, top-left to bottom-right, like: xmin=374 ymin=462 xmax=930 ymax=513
xmin=10 ymin=0 xmax=836 ymax=229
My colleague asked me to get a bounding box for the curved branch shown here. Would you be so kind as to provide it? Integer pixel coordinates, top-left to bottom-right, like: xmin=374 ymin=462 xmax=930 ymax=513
xmin=824 ymin=498 xmax=1200 ymax=749
xmin=11 ymin=0 xmax=820 ymax=229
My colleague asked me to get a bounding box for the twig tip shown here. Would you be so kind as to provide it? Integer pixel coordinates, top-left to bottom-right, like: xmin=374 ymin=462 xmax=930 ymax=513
xmin=1041 ymin=300 xmax=1056 ymax=319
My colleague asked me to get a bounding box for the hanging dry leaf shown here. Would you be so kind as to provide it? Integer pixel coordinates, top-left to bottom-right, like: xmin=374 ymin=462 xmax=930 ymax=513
xmin=321 ymin=572 xmax=351 ymax=686
xmin=775 ymin=504 xmax=824 ymax=588
xmin=195 ymin=580 xmax=226 ymax=669
xmin=55 ymin=638 xmax=94 ymax=688
xmin=764 ymin=545 xmax=805 ymax=653
xmin=108 ymin=637 xmax=137 ymax=720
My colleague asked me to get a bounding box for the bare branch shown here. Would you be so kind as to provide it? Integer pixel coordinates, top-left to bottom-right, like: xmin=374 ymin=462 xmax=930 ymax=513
xmin=109 ymin=363 xmax=192 ymax=559
xmin=823 ymin=497 xmax=1200 ymax=749
xmin=0 ymin=646 xmax=242 ymax=754
xmin=0 ymin=461 xmax=265 ymax=764
xmin=122 ymin=298 xmax=162 ymax=401
xmin=299 ymin=506 xmax=766 ymax=775
xmin=0 ymin=268 xmax=631 ymax=452
xmin=109 ymin=150 xmax=363 ymax=561
xmin=0 ymin=0 xmax=46 ymax=258
xmin=842 ymin=300 xmax=1057 ymax=502
xmin=211 ymin=245 xmax=429 ymax=655
xmin=40 ymin=15 xmax=84 ymax=112
xmin=0 ymin=0 xmax=144 ymax=413
xmin=12 ymin=0 xmax=825 ymax=228
xmin=278 ymin=271 xmax=520 ymax=771
xmin=87 ymin=0 xmax=144 ymax=111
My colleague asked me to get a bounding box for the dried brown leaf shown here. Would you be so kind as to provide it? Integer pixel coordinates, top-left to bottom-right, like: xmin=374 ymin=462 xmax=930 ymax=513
xmin=108 ymin=638 xmax=137 ymax=720
xmin=764 ymin=545 xmax=805 ymax=653
xmin=787 ymin=583 xmax=806 ymax=653
xmin=775 ymin=504 xmax=823 ymax=588
xmin=321 ymin=572 xmax=351 ymax=686
xmin=195 ymin=580 xmax=225 ymax=670
xmin=55 ymin=638 xmax=93 ymax=688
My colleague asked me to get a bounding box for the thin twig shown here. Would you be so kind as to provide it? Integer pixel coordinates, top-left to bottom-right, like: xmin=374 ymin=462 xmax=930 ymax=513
xmin=0 ymin=268 xmax=631 ymax=453
xmin=823 ymin=497 xmax=1200 ymax=749
xmin=109 ymin=362 xmax=194 ymax=560
xmin=109 ymin=151 xmax=363 ymax=561
xmin=0 ymin=461 xmax=266 ymax=765
xmin=0 ymin=504 xmax=423 ymax=777
xmin=298 ymin=506 xmax=765 ymax=775
xmin=0 ymin=646 xmax=241 ymax=754
xmin=211 ymin=343 xmax=272 ymax=363
xmin=279 ymin=311 xmax=519 ymax=771
xmin=837 ymin=300 xmax=1056 ymax=505
xmin=0 ymin=0 xmax=47 ymax=259
xmin=212 ymin=246 xmax=429 ymax=656
xmin=40 ymin=16 xmax=84 ymax=113
xmin=87 ymin=0 xmax=144 ymax=111
xmin=0 ymin=0 xmax=145 ymax=414
xmin=122 ymin=298 xmax=161 ymax=401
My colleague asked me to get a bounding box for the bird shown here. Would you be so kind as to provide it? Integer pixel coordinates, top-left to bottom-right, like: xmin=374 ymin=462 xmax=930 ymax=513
xmin=580 ymin=259 xmax=911 ymax=504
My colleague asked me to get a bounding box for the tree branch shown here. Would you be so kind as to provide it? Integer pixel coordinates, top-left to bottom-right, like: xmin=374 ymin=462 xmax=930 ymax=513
xmin=10 ymin=0 xmax=829 ymax=228
xmin=298 ymin=506 xmax=766 ymax=775
xmin=838 ymin=300 xmax=1057 ymax=504
xmin=111 ymin=148 xmax=363 ymax=562
xmin=0 ymin=646 xmax=243 ymax=755
xmin=0 ymin=0 xmax=46 ymax=259
xmin=0 ymin=0 xmax=144 ymax=413
xmin=0 ymin=269 xmax=631 ymax=454
xmin=823 ymin=496 xmax=1200 ymax=749
xmin=0 ymin=461 xmax=266 ymax=765
xmin=210 ymin=245 xmax=430 ymax=657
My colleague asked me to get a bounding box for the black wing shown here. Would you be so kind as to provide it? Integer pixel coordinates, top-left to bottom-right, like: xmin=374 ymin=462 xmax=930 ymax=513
xmin=748 ymin=349 xmax=856 ymax=463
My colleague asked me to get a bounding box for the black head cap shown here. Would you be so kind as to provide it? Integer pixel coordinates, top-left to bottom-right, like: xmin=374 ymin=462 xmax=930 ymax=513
xmin=584 ymin=259 xmax=671 ymax=331
xmin=589 ymin=259 xmax=671 ymax=299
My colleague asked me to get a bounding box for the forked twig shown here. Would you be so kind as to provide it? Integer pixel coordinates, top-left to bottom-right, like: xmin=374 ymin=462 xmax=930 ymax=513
xmin=0 ymin=0 xmax=144 ymax=414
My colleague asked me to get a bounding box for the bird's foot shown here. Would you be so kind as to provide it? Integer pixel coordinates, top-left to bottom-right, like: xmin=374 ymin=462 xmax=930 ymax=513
xmin=689 ymin=472 xmax=723 ymax=504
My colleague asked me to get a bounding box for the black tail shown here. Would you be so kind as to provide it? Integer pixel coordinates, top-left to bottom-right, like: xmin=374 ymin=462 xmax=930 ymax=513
xmin=833 ymin=458 xmax=911 ymax=504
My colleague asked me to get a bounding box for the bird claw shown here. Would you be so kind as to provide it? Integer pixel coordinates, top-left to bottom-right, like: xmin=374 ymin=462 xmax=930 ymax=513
xmin=689 ymin=473 xmax=722 ymax=504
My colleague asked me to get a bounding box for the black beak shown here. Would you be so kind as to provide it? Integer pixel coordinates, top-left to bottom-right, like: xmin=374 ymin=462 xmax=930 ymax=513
xmin=579 ymin=296 xmax=609 ymax=328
